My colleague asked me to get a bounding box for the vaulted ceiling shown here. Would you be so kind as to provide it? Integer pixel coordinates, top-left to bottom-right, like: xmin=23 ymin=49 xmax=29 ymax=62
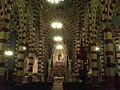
xmin=30 ymin=0 xmax=120 ymax=41
xmin=12 ymin=0 xmax=120 ymax=42
xmin=8 ymin=0 xmax=120 ymax=59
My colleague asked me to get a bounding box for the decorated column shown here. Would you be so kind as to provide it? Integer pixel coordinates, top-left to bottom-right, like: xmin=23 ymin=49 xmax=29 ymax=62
xmin=89 ymin=1 xmax=98 ymax=84
xmin=16 ymin=0 xmax=27 ymax=84
xmin=27 ymin=23 xmax=35 ymax=83
xmin=100 ymin=33 xmax=105 ymax=81
xmin=118 ymin=28 xmax=120 ymax=77
xmin=104 ymin=27 xmax=115 ymax=89
xmin=100 ymin=0 xmax=118 ymax=89
xmin=0 ymin=0 xmax=11 ymax=89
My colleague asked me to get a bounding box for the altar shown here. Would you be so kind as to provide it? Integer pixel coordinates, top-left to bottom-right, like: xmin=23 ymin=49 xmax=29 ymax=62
xmin=54 ymin=76 xmax=64 ymax=83
xmin=48 ymin=43 xmax=72 ymax=82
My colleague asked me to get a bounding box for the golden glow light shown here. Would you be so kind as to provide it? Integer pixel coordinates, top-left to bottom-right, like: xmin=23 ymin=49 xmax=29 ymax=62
xmin=118 ymin=45 xmax=120 ymax=49
xmin=47 ymin=0 xmax=64 ymax=4
xmin=55 ymin=0 xmax=59 ymax=3
xmin=23 ymin=46 xmax=26 ymax=50
xmin=54 ymin=36 xmax=62 ymax=41
xmin=95 ymin=47 xmax=100 ymax=51
xmin=56 ymin=45 xmax=63 ymax=49
xmin=5 ymin=51 xmax=13 ymax=56
xmin=51 ymin=22 xmax=63 ymax=29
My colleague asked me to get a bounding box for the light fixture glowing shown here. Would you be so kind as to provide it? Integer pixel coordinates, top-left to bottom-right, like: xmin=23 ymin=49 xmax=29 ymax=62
xmin=5 ymin=50 xmax=13 ymax=56
xmin=55 ymin=0 xmax=59 ymax=3
xmin=47 ymin=0 xmax=64 ymax=4
xmin=57 ymin=22 xmax=63 ymax=28
xmin=95 ymin=47 xmax=100 ymax=51
xmin=117 ymin=45 xmax=120 ymax=49
xmin=51 ymin=22 xmax=63 ymax=29
xmin=23 ymin=46 xmax=26 ymax=50
xmin=56 ymin=45 xmax=63 ymax=49
xmin=51 ymin=0 xmax=54 ymax=3
xmin=54 ymin=36 xmax=62 ymax=41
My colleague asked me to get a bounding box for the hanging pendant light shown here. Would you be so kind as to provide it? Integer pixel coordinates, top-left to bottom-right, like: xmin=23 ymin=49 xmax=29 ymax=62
xmin=56 ymin=45 xmax=63 ymax=49
xmin=5 ymin=50 xmax=13 ymax=56
xmin=54 ymin=36 xmax=62 ymax=41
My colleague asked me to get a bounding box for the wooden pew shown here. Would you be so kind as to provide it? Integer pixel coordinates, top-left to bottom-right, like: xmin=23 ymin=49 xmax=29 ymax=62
xmin=62 ymin=82 xmax=105 ymax=90
xmin=7 ymin=82 xmax=53 ymax=90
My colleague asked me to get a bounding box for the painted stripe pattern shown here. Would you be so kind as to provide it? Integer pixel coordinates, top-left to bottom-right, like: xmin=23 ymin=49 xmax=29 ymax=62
xmin=0 ymin=0 xmax=11 ymax=88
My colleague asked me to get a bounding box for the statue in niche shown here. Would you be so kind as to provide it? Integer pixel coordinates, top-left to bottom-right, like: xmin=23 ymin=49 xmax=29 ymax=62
xmin=68 ymin=59 xmax=71 ymax=69
xmin=55 ymin=54 xmax=64 ymax=76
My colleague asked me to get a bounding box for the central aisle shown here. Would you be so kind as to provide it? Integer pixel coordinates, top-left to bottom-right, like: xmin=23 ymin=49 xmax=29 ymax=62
xmin=52 ymin=82 xmax=63 ymax=90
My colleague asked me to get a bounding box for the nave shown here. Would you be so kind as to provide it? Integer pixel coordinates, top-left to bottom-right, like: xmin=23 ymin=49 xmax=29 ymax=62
xmin=0 ymin=0 xmax=120 ymax=90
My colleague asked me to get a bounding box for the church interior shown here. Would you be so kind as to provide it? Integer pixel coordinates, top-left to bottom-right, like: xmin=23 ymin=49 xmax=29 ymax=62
xmin=0 ymin=0 xmax=120 ymax=90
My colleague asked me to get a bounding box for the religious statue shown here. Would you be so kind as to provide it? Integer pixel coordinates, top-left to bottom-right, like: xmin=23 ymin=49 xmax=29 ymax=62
xmin=55 ymin=54 xmax=64 ymax=76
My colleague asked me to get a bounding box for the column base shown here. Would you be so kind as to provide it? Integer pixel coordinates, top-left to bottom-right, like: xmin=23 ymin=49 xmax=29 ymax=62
xmin=105 ymin=76 xmax=116 ymax=89
xmin=37 ymin=74 xmax=41 ymax=81
xmin=0 ymin=76 xmax=4 ymax=90
xmin=91 ymin=76 xmax=98 ymax=84
xmin=16 ymin=76 xmax=23 ymax=84
xmin=28 ymin=76 xmax=32 ymax=83
xmin=41 ymin=74 xmax=44 ymax=82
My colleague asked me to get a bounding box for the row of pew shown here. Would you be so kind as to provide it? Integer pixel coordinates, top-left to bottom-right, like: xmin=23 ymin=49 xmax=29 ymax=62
xmin=62 ymin=82 xmax=105 ymax=90
xmin=5 ymin=82 xmax=53 ymax=90
xmin=4 ymin=81 xmax=105 ymax=90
